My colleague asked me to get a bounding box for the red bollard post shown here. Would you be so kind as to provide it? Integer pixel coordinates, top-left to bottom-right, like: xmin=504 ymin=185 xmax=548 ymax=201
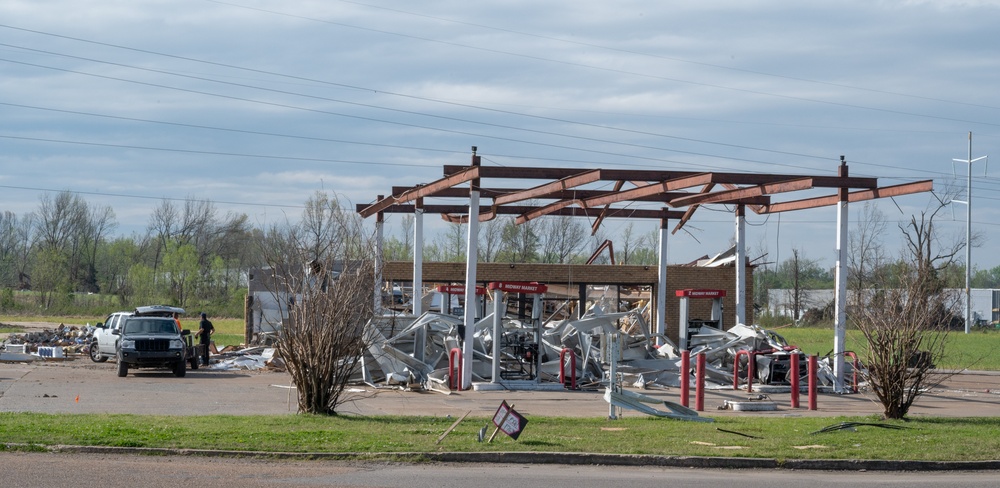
xmin=695 ymin=353 xmax=706 ymax=412
xmin=845 ymin=351 xmax=859 ymax=393
xmin=790 ymin=353 xmax=800 ymax=408
xmin=559 ymin=348 xmax=577 ymax=390
xmin=807 ymin=354 xmax=818 ymax=410
xmin=680 ymin=350 xmax=690 ymax=407
xmin=733 ymin=350 xmax=749 ymax=390
xmin=449 ymin=347 xmax=462 ymax=391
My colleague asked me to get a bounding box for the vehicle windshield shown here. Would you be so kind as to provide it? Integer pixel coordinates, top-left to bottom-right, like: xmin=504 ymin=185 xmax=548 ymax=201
xmin=124 ymin=319 xmax=176 ymax=335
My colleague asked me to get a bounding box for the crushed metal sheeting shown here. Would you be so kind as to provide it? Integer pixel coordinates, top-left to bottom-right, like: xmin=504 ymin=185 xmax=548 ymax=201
xmin=355 ymin=294 xmax=847 ymax=397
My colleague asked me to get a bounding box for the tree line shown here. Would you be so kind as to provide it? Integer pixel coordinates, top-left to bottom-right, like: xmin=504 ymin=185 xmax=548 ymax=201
xmin=3 ymin=190 xmax=996 ymax=319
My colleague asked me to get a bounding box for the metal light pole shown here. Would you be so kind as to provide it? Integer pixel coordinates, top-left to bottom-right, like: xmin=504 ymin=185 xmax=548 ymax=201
xmin=953 ymin=132 xmax=987 ymax=334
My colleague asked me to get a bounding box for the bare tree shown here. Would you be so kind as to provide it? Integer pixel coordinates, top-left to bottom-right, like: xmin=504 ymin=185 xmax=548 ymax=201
xmin=478 ymin=216 xmax=506 ymax=262
xmin=500 ymin=216 xmax=540 ymax=263
xmin=436 ymin=222 xmax=466 ymax=262
xmin=617 ymin=222 xmax=648 ymax=265
xmin=539 ymin=216 xmax=586 ymax=264
xmin=300 ymin=191 xmax=341 ymax=262
xmin=266 ymin=194 xmax=377 ymax=415
xmin=850 ymin=201 xmax=963 ymax=419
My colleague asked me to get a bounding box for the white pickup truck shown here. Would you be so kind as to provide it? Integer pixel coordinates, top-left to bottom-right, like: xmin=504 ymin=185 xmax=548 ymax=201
xmin=89 ymin=310 xmax=132 ymax=362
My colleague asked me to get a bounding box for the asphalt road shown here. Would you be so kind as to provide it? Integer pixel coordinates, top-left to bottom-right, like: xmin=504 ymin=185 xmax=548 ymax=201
xmin=1 ymin=452 xmax=998 ymax=488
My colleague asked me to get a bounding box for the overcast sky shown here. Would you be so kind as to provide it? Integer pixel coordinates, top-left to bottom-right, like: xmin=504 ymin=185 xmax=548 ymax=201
xmin=2 ymin=1 xmax=999 ymax=271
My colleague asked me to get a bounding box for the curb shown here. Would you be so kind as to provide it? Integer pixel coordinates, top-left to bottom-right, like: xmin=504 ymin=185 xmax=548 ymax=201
xmin=38 ymin=445 xmax=1000 ymax=471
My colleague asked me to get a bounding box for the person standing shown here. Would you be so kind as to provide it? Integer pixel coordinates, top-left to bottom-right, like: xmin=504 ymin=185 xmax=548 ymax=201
xmin=194 ymin=312 xmax=214 ymax=365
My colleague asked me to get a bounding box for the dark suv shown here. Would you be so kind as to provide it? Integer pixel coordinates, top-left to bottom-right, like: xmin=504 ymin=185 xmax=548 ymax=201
xmin=114 ymin=316 xmax=189 ymax=377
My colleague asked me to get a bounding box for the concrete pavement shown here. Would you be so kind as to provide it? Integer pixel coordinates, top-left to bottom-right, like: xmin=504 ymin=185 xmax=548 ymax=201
xmin=1 ymin=358 xmax=998 ymax=419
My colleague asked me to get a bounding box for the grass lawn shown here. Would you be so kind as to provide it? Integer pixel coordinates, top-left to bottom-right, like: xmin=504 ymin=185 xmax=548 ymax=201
xmin=1 ymin=412 xmax=998 ymax=461
xmin=778 ymin=327 xmax=1000 ymax=371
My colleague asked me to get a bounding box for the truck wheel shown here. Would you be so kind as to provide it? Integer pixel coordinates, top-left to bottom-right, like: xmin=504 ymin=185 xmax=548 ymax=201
xmin=116 ymin=359 xmax=128 ymax=377
xmin=90 ymin=342 xmax=108 ymax=363
xmin=173 ymin=361 xmax=186 ymax=377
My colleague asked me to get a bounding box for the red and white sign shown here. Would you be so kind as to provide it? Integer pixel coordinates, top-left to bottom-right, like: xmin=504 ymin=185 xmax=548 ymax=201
xmin=675 ymin=289 xmax=726 ymax=298
xmin=436 ymin=285 xmax=487 ymax=295
xmin=488 ymin=282 xmax=548 ymax=294
xmin=492 ymin=400 xmax=528 ymax=440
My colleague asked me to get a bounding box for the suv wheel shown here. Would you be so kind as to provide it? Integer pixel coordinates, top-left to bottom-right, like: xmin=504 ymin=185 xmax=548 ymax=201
xmin=89 ymin=342 xmax=108 ymax=363
xmin=173 ymin=360 xmax=186 ymax=377
xmin=116 ymin=359 xmax=128 ymax=377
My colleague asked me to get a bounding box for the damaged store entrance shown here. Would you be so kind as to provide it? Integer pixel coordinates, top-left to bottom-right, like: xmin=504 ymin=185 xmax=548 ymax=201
xmin=490 ymin=282 xmax=547 ymax=386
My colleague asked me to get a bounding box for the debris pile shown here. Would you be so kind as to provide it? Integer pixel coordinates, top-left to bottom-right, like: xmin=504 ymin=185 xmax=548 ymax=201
xmin=207 ymin=346 xmax=286 ymax=371
xmin=357 ymin=294 xmax=846 ymax=393
xmin=2 ymin=323 xmax=95 ymax=356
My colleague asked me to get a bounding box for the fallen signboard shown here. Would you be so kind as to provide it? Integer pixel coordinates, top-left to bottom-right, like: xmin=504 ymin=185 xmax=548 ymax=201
xmin=490 ymin=400 xmax=528 ymax=441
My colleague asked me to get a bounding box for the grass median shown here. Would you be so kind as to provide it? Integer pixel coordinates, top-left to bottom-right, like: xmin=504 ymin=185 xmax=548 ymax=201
xmin=1 ymin=413 xmax=999 ymax=461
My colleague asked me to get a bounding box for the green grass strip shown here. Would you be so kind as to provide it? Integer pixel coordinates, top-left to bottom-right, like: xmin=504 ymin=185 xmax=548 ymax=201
xmin=1 ymin=413 xmax=999 ymax=461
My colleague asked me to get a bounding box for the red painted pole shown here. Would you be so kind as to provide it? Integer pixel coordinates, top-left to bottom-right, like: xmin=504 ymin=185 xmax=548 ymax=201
xmin=680 ymin=350 xmax=690 ymax=407
xmin=790 ymin=353 xmax=800 ymax=408
xmin=808 ymin=354 xmax=818 ymax=410
xmin=845 ymin=351 xmax=859 ymax=393
xmin=733 ymin=350 xmax=749 ymax=390
xmin=695 ymin=353 xmax=706 ymax=412
xmin=449 ymin=347 xmax=462 ymax=391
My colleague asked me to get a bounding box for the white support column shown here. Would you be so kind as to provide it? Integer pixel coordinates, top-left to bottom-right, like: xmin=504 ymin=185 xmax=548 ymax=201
xmin=734 ymin=205 xmax=746 ymax=326
xmin=491 ymin=292 xmax=503 ymax=384
xmin=412 ymin=203 xmax=424 ymax=316
xmin=656 ymin=219 xmax=669 ymax=346
xmin=462 ymin=151 xmax=481 ymax=390
xmin=833 ymin=158 xmax=849 ymax=393
xmin=374 ymin=196 xmax=385 ymax=315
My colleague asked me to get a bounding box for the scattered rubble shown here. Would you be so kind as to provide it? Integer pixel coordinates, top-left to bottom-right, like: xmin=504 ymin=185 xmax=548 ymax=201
xmin=2 ymin=323 xmax=94 ymax=359
xmin=357 ymin=292 xmax=852 ymax=401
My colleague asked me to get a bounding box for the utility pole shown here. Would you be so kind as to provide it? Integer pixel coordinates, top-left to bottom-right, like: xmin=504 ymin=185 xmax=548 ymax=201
xmin=953 ymin=132 xmax=987 ymax=334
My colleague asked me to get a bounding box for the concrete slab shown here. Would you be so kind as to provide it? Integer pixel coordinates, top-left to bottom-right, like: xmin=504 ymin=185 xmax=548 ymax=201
xmin=1 ymin=358 xmax=997 ymax=418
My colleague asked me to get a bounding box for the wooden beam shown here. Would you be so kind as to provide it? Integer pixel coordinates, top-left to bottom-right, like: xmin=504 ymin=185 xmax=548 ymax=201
xmin=763 ymin=180 xmax=934 ymax=213
xmin=669 ymin=178 xmax=813 ymax=208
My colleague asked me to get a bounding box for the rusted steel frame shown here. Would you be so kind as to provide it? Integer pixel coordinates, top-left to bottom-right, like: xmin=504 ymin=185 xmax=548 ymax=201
xmin=391 ymin=186 xmax=684 ymax=202
xmin=517 ymin=200 xmax=584 ymax=224
xmin=582 ymin=173 xmax=715 ymax=208
xmin=669 ymin=177 xmax=813 ymax=208
xmin=590 ymin=180 xmax=627 ymax=236
xmin=671 ymin=183 xmax=715 ymax=235
xmin=358 ymin=166 xmax=481 ymax=218
xmin=763 ymin=180 xmax=933 ymax=214
xmin=442 ymin=165 xmax=878 ymax=188
xmin=443 ymin=165 xmax=699 ymax=182
xmin=721 ymin=183 xmax=767 ymax=214
xmin=441 ymin=209 xmax=499 ymax=224
xmin=492 ymin=169 xmax=602 ymax=205
xmin=586 ymin=240 xmax=615 ymax=265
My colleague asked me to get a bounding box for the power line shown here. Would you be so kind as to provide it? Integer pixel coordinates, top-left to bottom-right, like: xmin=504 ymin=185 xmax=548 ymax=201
xmin=327 ymin=0 xmax=1000 ymax=113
